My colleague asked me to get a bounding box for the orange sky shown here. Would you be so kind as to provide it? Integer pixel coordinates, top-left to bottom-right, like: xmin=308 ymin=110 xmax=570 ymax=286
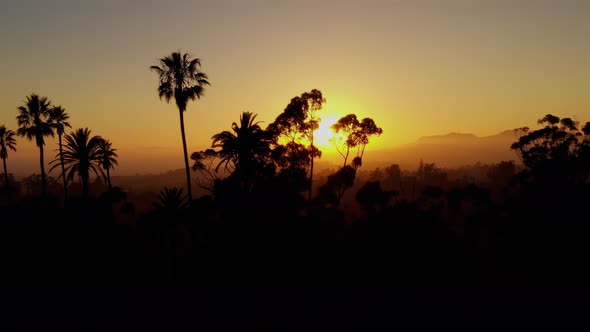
xmin=1 ymin=0 xmax=589 ymax=176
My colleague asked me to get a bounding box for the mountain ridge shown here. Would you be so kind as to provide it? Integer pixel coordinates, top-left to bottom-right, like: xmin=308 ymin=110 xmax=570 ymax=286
xmin=415 ymin=129 xmax=518 ymax=144
xmin=365 ymin=129 xmax=521 ymax=170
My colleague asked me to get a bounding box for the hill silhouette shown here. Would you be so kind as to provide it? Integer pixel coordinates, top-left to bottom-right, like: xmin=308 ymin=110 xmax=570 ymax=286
xmin=365 ymin=129 xmax=520 ymax=170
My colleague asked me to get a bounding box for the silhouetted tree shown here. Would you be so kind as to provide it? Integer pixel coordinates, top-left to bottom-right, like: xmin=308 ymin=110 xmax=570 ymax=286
xmin=153 ymin=186 xmax=188 ymax=209
xmin=97 ymin=139 xmax=118 ymax=191
xmin=50 ymin=128 xmax=104 ymax=197
xmin=191 ymin=148 xmax=223 ymax=195
xmin=418 ymin=162 xmax=447 ymax=187
xmin=486 ymin=160 xmax=516 ymax=188
xmin=385 ymin=164 xmax=403 ymax=194
xmin=511 ymin=114 xmax=590 ymax=183
xmin=331 ymin=114 xmax=383 ymax=169
xmin=151 ymin=51 xmax=210 ymax=204
xmin=330 ymin=114 xmax=357 ymax=167
xmin=16 ymin=94 xmax=54 ymax=197
xmin=356 ymin=180 xmax=397 ymax=215
xmin=267 ymin=141 xmax=312 ymax=198
xmin=212 ymin=112 xmax=274 ymax=193
xmin=48 ymin=105 xmax=72 ymax=198
xmin=0 ymin=125 xmax=17 ymax=188
xmin=269 ymin=89 xmax=326 ymax=200
xmin=21 ymin=174 xmax=60 ymax=197
xmin=318 ymin=165 xmax=356 ymax=207
xmin=368 ymin=168 xmax=384 ymax=182
xmin=512 ymin=114 xmax=580 ymax=167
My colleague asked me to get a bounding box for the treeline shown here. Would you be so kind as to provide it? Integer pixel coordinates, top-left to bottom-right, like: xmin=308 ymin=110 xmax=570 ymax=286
xmin=1 ymin=94 xmax=118 ymax=203
xmin=1 ymin=52 xmax=590 ymax=304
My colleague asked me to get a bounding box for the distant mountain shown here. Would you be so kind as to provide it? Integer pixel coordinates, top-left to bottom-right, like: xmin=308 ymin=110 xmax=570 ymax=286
xmin=364 ymin=129 xmax=521 ymax=170
xmin=417 ymin=130 xmax=518 ymax=145
xmin=107 ymin=130 xmax=522 ymax=195
xmin=416 ymin=132 xmax=478 ymax=144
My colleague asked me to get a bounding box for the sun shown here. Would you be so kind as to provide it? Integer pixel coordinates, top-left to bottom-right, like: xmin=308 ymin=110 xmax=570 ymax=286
xmin=314 ymin=114 xmax=340 ymax=148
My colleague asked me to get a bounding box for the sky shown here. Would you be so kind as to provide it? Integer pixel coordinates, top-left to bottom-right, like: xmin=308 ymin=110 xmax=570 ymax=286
xmin=1 ymin=0 xmax=589 ymax=176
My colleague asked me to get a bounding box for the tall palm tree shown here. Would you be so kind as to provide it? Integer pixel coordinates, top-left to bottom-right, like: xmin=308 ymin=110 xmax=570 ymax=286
xmin=97 ymin=139 xmax=118 ymax=191
xmin=0 ymin=125 xmax=17 ymax=187
xmin=16 ymin=94 xmax=55 ymax=197
xmin=48 ymin=105 xmax=72 ymax=197
xmin=212 ymin=112 xmax=274 ymax=191
xmin=50 ymin=128 xmax=104 ymax=198
xmin=150 ymin=51 xmax=210 ymax=205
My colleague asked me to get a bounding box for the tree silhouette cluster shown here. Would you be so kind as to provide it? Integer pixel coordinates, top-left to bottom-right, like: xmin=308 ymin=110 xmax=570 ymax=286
xmin=2 ymin=50 xmax=590 ymax=325
xmin=2 ymin=94 xmax=119 ymax=203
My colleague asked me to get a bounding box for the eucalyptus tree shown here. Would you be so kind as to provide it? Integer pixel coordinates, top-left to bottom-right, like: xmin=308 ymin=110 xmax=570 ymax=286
xmin=331 ymin=114 xmax=383 ymax=169
xmin=511 ymin=114 xmax=590 ymax=184
xmin=269 ymin=89 xmax=326 ymax=200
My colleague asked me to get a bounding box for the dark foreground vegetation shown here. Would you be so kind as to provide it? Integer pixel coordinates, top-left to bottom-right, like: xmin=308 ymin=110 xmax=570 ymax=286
xmin=1 ymin=53 xmax=589 ymax=329
xmin=1 ymin=113 xmax=590 ymax=330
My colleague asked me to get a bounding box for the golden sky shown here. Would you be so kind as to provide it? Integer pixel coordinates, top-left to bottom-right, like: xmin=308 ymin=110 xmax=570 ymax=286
xmin=1 ymin=0 xmax=589 ymax=176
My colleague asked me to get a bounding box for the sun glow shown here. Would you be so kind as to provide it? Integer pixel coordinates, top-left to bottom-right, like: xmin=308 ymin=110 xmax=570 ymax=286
xmin=314 ymin=114 xmax=340 ymax=148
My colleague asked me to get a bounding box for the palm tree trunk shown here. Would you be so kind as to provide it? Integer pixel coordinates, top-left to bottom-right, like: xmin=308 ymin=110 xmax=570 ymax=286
xmin=343 ymin=147 xmax=350 ymax=168
xmin=82 ymin=175 xmax=89 ymax=198
xmin=2 ymin=157 xmax=8 ymax=187
xmin=39 ymin=142 xmax=47 ymax=197
xmin=106 ymin=167 xmax=112 ymax=191
xmin=178 ymin=108 xmax=193 ymax=204
xmin=309 ymin=143 xmax=315 ymax=201
xmin=59 ymin=133 xmax=68 ymax=198
xmin=412 ymin=176 xmax=416 ymax=201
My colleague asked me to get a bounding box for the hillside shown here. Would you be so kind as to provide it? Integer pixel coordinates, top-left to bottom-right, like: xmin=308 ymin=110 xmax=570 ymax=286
xmin=364 ymin=129 xmax=521 ymax=170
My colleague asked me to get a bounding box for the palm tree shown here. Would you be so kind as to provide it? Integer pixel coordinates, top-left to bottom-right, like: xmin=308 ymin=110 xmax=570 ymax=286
xmin=212 ymin=112 xmax=274 ymax=191
xmin=48 ymin=106 xmax=72 ymax=197
xmin=50 ymin=128 xmax=104 ymax=198
xmin=150 ymin=51 xmax=210 ymax=205
xmin=0 ymin=125 xmax=17 ymax=187
xmin=153 ymin=186 xmax=188 ymax=209
xmin=97 ymin=139 xmax=118 ymax=191
xmin=16 ymin=94 xmax=55 ymax=197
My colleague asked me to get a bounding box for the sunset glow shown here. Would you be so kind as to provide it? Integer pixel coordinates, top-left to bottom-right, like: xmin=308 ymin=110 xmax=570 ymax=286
xmin=2 ymin=1 xmax=590 ymax=315
xmin=0 ymin=1 xmax=588 ymax=176
xmin=314 ymin=114 xmax=339 ymax=149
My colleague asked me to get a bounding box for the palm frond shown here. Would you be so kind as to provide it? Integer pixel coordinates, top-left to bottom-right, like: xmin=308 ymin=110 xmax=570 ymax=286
xmin=151 ymin=51 xmax=210 ymax=108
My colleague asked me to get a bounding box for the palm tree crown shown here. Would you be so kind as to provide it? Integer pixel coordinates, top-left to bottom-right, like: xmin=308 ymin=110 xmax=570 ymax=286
xmin=150 ymin=51 xmax=210 ymax=112
xmin=212 ymin=111 xmax=274 ymax=176
xmin=50 ymin=128 xmax=104 ymax=197
xmin=48 ymin=105 xmax=72 ymax=198
xmin=0 ymin=125 xmax=18 ymax=186
xmin=16 ymin=94 xmax=55 ymax=197
xmin=16 ymin=94 xmax=54 ymax=147
xmin=97 ymin=139 xmax=118 ymax=191
xmin=0 ymin=125 xmax=17 ymax=160
xmin=48 ymin=106 xmax=71 ymax=136
xmin=153 ymin=186 xmax=188 ymax=209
